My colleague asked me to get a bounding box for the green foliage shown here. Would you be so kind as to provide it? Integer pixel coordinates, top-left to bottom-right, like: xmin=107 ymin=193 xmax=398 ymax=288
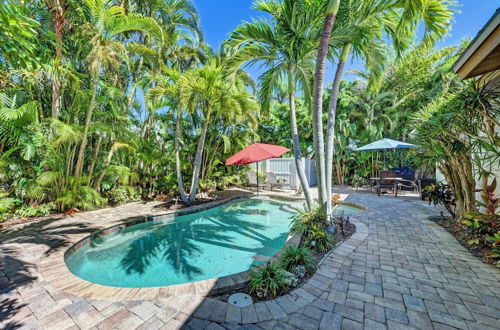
xmin=290 ymin=204 xmax=333 ymax=252
xmin=248 ymin=262 xmax=290 ymax=299
xmin=306 ymin=228 xmax=334 ymax=252
xmin=106 ymin=186 xmax=141 ymax=205
xmin=0 ymin=3 xmax=39 ymax=68
xmin=0 ymin=0 xmax=259 ymax=216
xmin=13 ymin=203 xmax=55 ymax=218
xmin=0 ymin=194 xmax=20 ymax=214
xmin=280 ymin=246 xmax=315 ymax=273
xmin=290 ymin=204 xmax=328 ymax=237
xmin=346 ymin=174 xmax=366 ymax=189
xmin=57 ymin=184 xmax=107 ymax=211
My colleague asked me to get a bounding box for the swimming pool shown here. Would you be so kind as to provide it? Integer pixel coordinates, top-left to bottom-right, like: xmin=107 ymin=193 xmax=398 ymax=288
xmin=65 ymin=198 xmax=361 ymax=288
xmin=65 ymin=198 xmax=300 ymax=287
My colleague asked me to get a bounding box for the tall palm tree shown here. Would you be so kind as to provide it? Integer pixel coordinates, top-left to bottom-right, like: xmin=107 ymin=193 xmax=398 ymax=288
xmin=148 ymin=67 xmax=192 ymax=203
xmin=323 ymin=0 xmax=455 ymax=214
xmin=227 ymin=0 xmax=325 ymax=210
xmin=185 ymin=56 xmax=258 ymax=202
xmin=311 ymin=0 xmax=341 ymax=212
xmin=73 ymin=0 xmax=162 ymax=177
xmin=149 ymin=54 xmax=258 ymax=204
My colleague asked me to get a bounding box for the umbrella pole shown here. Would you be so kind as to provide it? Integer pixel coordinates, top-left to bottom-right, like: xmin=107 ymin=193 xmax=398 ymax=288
xmin=257 ymin=162 xmax=259 ymax=196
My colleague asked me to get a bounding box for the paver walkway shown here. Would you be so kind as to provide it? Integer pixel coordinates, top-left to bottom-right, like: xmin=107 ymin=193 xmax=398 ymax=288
xmin=1 ymin=190 xmax=499 ymax=329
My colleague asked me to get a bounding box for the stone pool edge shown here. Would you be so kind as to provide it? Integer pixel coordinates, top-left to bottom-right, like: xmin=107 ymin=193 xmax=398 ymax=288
xmin=39 ymin=195 xmax=301 ymax=301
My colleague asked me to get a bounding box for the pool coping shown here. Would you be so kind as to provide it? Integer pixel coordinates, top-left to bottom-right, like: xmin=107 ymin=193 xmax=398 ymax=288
xmin=39 ymin=195 xmax=301 ymax=301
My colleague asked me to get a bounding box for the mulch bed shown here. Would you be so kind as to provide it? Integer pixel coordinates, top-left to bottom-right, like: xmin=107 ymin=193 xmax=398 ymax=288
xmin=214 ymin=220 xmax=356 ymax=303
xmin=429 ymin=215 xmax=499 ymax=266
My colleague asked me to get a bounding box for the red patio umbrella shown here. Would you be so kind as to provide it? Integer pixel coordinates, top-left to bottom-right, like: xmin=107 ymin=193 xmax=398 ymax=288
xmin=226 ymin=143 xmax=290 ymax=194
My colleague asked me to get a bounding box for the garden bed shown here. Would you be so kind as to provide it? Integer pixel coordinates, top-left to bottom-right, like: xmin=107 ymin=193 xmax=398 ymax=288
xmin=430 ymin=215 xmax=499 ymax=267
xmin=213 ymin=219 xmax=356 ymax=303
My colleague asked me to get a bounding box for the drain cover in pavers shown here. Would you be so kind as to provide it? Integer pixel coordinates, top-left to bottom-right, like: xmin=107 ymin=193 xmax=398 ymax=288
xmin=228 ymin=293 xmax=253 ymax=307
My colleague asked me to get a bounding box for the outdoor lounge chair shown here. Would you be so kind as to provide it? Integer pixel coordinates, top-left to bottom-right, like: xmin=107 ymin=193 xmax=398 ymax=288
xmin=246 ymin=171 xmax=267 ymax=191
xmin=265 ymin=172 xmax=288 ymax=191
xmin=376 ymin=170 xmax=398 ymax=196
xmin=397 ymin=170 xmax=422 ymax=196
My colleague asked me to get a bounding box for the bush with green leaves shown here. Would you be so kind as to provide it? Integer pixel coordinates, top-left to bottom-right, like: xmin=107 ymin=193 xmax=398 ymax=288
xmin=13 ymin=202 xmax=55 ymax=218
xmin=106 ymin=185 xmax=141 ymax=205
xmin=280 ymin=246 xmax=315 ymax=274
xmin=248 ymin=262 xmax=290 ymax=299
xmin=56 ymin=184 xmax=107 ymax=211
xmin=290 ymin=204 xmax=328 ymax=237
xmin=0 ymin=194 xmax=20 ymax=213
xmin=0 ymin=193 xmax=20 ymax=221
xmin=306 ymin=228 xmax=333 ymax=252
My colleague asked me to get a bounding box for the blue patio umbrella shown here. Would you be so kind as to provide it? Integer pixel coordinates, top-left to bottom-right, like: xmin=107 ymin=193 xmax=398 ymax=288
xmin=355 ymin=138 xmax=418 ymax=169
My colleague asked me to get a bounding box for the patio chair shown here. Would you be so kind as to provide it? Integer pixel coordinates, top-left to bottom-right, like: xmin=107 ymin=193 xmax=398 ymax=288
xmin=265 ymin=172 xmax=288 ymax=191
xmin=397 ymin=170 xmax=422 ymax=196
xmin=377 ymin=170 xmax=398 ymax=196
xmin=246 ymin=171 xmax=268 ymax=191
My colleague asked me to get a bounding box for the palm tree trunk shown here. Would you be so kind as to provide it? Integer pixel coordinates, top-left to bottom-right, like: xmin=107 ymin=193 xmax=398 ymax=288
xmin=312 ymin=0 xmax=341 ymax=212
xmin=325 ymin=43 xmax=350 ymax=213
xmin=126 ymin=57 xmax=143 ymax=112
xmin=87 ymin=133 xmax=102 ymax=185
xmin=175 ymin=107 xmax=189 ymax=204
xmin=95 ymin=142 xmax=116 ymax=190
xmin=188 ymin=110 xmax=211 ymax=203
xmin=75 ymin=74 xmax=98 ymax=177
xmin=288 ymin=70 xmax=313 ymax=210
xmin=52 ymin=78 xmax=62 ymax=120
xmin=49 ymin=0 xmax=64 ymax=121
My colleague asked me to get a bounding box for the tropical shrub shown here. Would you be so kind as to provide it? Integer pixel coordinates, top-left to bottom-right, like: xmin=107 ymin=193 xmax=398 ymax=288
xmin=485 ymin=232 xmax=500 ymax=259
xmin=106 ymin=186 xmax=141 ymax=205
xmin=0 ymin=193 xmax=19 ymax=213
xmin=346 ymin=174 xmax=367 ymax=189
xmin=306 ymin=228 xmax=333 ymax=252
xmin=56 ymin=185 xmax=107 ymax=211
xmin=13 ymin=203 xmax=55 ymax=218
xmin=423 ymin=182 xmax=457 ymax=218
xmin=280 ymin=246 xmax=315 ymax=274
xmin=248 ymin=262 xmax=290 ymax=299
xmin=290 ymin=205 xmax=328 ymax=237
xmin=461 ymin=215 xmax=496 ymax=245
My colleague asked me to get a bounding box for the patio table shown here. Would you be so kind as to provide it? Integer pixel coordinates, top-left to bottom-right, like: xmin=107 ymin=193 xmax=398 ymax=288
xmin=370 ymin=177 xmax=404 ymax=197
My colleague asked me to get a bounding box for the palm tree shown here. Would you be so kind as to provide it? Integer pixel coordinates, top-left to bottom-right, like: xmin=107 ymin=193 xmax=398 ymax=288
xmin=227 ymin=0 xmax=325 ymax=210
xmin=185 ymin=55 xmax=258 ymax=202
xmin=311 ymin=0 xmax=341 ymax=212
xmin=148 ymin=67 xmax=192 ymax=203
xmin=323 ymin=0 xmax=454 ymax=214
xmin=73 ymin=0 xmax=162 ymax=177
xmin=149 ymin=54 xmax=258 ymax=204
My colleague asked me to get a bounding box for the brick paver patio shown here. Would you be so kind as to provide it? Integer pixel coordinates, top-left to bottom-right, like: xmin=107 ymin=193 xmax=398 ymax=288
xmin=1 ymin=190 xmax=499 ymax=329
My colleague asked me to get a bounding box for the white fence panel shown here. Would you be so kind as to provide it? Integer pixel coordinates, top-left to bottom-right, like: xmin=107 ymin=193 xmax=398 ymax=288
xmin=251 ymin=158 xmax=316 ymax=189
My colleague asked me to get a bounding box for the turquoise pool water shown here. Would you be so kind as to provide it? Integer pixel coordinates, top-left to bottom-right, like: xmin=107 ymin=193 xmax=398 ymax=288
xmin=65 ymin=198 xmax=360 ymax=288
xmin=65 ymin=198 xmax=299 ymax=287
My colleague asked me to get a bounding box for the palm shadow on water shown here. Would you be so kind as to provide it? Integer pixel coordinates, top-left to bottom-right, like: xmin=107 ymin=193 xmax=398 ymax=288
xmin=117 ymin=199 xmax=290 ymax=282
xmin=0 ymin=217 xmax=98 ymax=329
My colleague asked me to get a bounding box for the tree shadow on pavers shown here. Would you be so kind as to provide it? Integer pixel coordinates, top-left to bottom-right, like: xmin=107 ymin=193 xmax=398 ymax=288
xmin=0 ymin=246 xmax=34 ymax=329
xmin=0 ymin=296 xmax=26 ymax=330
xmin=0 ymin=218 xmax=98 ymax=327
xmin=0 ymin=217 xmax=98 ymax=256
